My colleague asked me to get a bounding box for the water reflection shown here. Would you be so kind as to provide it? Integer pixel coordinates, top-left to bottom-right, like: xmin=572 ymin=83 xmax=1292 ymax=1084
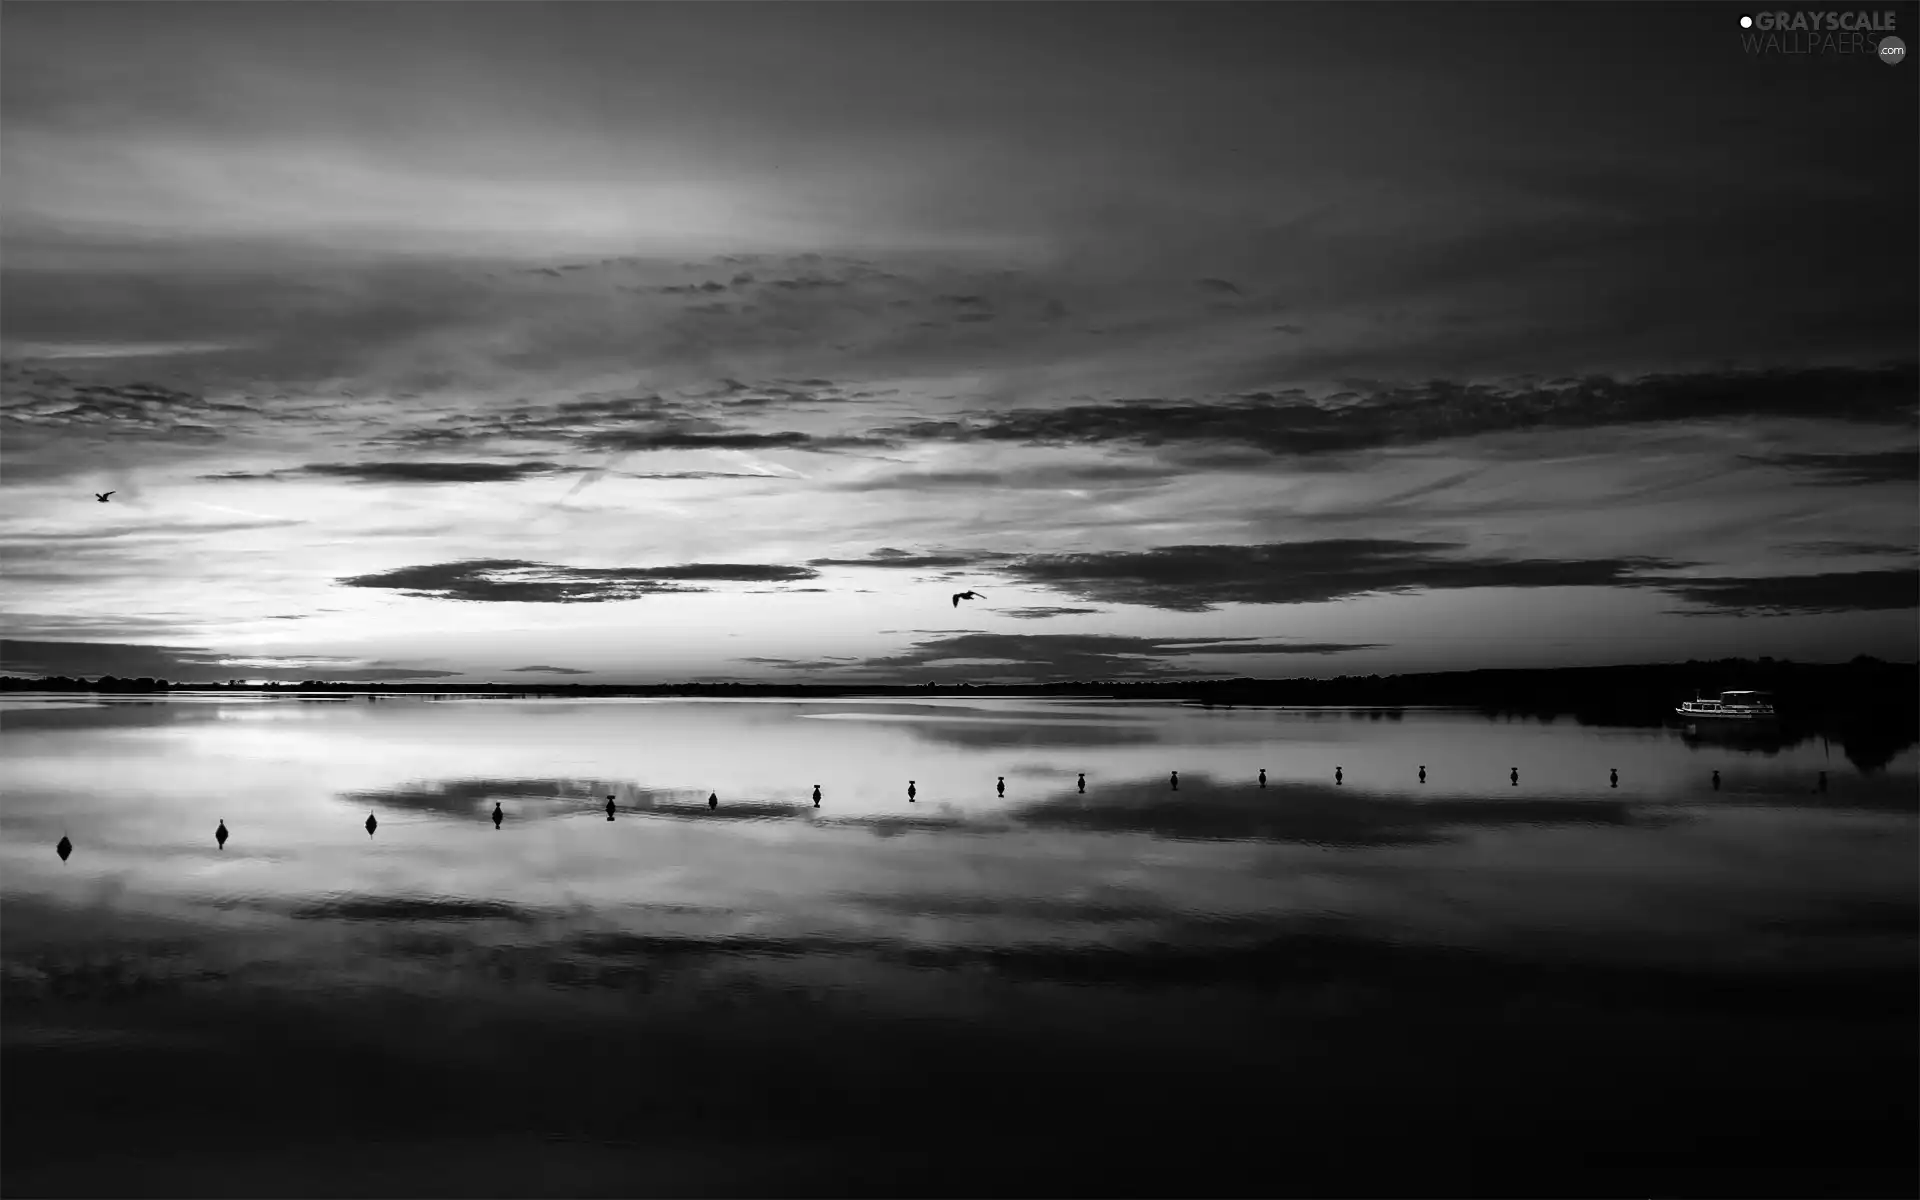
xmin=291 ymin=895 xmax=534 ymax=922
xmin=1677 ymin=720 xmax=1805 ymax=755
xmin=1011 ymin=774 xmax=1663 ymax=847
xmin=343 ymin=777 xmax=614 ymax=817
xmin=3 ymin=694 xmax=1914 ymax=1194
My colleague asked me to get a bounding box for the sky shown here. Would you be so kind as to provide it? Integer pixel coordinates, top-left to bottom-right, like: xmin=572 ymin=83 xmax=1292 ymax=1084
xmin=1 ymin=1 xmax=1916 ymax=685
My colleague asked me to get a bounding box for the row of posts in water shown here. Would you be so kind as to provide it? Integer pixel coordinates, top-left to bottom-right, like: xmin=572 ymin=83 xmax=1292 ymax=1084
xmin=52 ymin=768 xmax=1833 ymax=860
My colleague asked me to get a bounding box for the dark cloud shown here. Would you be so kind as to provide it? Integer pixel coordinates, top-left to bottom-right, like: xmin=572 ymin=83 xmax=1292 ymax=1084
xmin=833 ymin=462 xmax=1181 ymax=494
xmin=806 ymin=631 xmax=1381 ymax=683
xmin=642 ymin=563 xmax=819 ymax=582
xmin=1000 ymin=606 xmax=1104 ymax=620
xmin=880 ymin=365 xmax=1918 ymax=459
xmin=505 ymin=665 xmax=592 ymax=674
xmin=337 ymin=558 xmax=819 ymax=603
xmin=735 ymin=655 xmax=868 ymax=671
xmin=1658 ymin=569 xmax=1919 ymax=615
xmin=581 ymin=429 xmax=882 ymax=452
xmin=299 ymin=460 xmax=567 ymax=483
xmin=620 ymin=470 xmax=792 ymax=480
xmin=375 ymin=383 xmax=895 ymax=455
xmin=1181 ymin=640 xmax=1391 ymax=654
xmin=1001 ymin=539 xmax=1685 ymax=612
xmin=808 ymin=548 xmax=1007 ymax=570
xmin=1745 ymin=450 xmax=1920 ymax=486
xmin=376 ymin=390 xmax=704 ymax=449
xmin=1196 ymin=278 xmax=1242 ymax=295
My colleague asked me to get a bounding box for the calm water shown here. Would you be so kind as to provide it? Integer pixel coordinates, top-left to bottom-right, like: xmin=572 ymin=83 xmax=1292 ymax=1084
xmin=4 ymin=695 xmax=1915 ymax=1196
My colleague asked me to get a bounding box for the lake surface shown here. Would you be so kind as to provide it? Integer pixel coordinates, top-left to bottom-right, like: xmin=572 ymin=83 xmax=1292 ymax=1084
xmin=4 ymin=695 xmax=1915 ymax=1196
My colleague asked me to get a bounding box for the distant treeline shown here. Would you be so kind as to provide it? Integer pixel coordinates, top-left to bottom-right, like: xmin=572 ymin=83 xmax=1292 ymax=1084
xmin=9 ymin=657 xmax=1912 ymax=772
xmin=4 ymin=657 xmax=1913 ymax=725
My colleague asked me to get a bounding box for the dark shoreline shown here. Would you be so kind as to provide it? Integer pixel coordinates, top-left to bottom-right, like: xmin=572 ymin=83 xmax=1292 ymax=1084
xmin=4 ymin=655 xmax=1913 ymax=706
xmin=8 ymin=657 xmax=1913 ymax=755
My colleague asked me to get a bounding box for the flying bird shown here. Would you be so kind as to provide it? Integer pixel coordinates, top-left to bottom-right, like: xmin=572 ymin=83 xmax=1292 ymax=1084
xmin=951 ymin=590 xmax=985 ymax=608
xmin=95 ymin=492 xmax=115 ymax=503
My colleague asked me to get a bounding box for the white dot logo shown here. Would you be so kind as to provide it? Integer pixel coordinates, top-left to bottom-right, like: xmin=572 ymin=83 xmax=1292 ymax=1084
xmin=1881 ymin=36 xmax=1907 ymax=65
xmin=1739 ymin=14 xmax=1753 ymax=28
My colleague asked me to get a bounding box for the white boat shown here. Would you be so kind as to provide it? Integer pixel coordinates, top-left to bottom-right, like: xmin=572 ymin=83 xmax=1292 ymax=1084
xmin=1675 ymin=690 xmax=1777 ymax=721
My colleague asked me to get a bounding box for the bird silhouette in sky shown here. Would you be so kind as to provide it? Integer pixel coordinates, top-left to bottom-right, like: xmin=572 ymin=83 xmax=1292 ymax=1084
xmin=951 ymin=590 xmax=985 ymax=608
xmin=95 ymin=492 xmax=115 ymax=503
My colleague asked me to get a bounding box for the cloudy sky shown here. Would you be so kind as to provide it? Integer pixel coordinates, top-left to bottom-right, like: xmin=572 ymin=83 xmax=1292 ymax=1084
xmin=2 ymin=2 xmax=1915 ymax=685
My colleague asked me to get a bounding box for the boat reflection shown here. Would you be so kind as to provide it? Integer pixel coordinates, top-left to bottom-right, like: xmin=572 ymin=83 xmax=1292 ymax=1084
xmin=1676 ymin=721 xmax=1804 ymax=756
